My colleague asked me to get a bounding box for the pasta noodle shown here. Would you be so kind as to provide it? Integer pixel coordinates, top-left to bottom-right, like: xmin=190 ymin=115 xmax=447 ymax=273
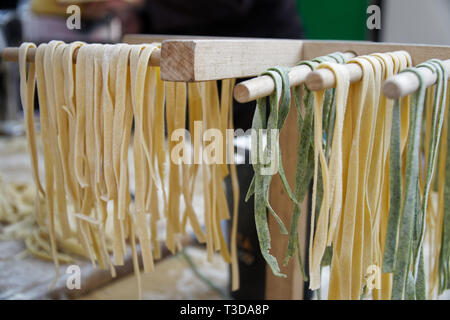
xmin=11 ymin=41 xmax=241 ymax=297
xmin=246 ymin=50 xmax=449 ymax=300
xmin=12 ymin=39 xmax=450 ymax=300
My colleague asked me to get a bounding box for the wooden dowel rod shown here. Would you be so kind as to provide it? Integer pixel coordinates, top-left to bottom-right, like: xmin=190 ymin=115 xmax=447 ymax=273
xmin=234 ymin=65 xmax=311 ymax=103
xmin=305 ymin=50 xmax=410 ymax=91
xmin=233 ymin=51 xmax=356 ymax=103
xmin=382 ymin=59 xmax=450 ymax=99
xmin=1 ymin=46 xmax=161 ymax=66
xmin=1 ymin=47 xmax=39 ymax=63
xmin=305 ymin=63 xmax=363 ymax=91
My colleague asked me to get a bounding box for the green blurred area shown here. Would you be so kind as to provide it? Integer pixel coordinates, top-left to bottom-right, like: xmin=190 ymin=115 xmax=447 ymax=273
xmin=296 ymin=0 xmax=370 ymax=40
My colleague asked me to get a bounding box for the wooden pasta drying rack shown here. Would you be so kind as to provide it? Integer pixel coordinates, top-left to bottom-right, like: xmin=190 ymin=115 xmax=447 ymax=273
xmin=2 ymin=34 xmax=450 ymax=300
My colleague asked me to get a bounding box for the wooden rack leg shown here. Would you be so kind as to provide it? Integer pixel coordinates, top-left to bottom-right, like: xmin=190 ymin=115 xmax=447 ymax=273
xmin=265 ymin=95 xmax=309 ymax=300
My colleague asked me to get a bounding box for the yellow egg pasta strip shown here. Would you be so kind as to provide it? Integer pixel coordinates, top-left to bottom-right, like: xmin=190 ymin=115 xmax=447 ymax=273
xmin=116 ymin=47 xmax=134 ymax=242
xmin=84 ymin=44 xmax=98 ymax=190
xmin=93 ymin=44 xmax=107 ymax=200
xmin=206 ymin=81 xmax=222 ymax=250
xmin=219 ymin=80 xmax=231 ymax=179
xmin=309 ymin=88 xmax=330 ymax=290
xmin=172 ymin=81 xmax=188 ymax=251
xmin=115 ymin=44 xmax=133 ymax=222
xmin=323 ymin=62 xmax=350 ymax=247
xmin=111 ymin=44 xmax=127 ymax=188
xmin=51 ymin=43 xmax=72 ymax=238
xmin=149 ymin=182 xmax=161 ymax=259
xmin=36 ymin=41 xmax=63 ymax=287
xmin=128 ymin=213 xmax=142 ymax=300
xmin=18 ymin=43 xmax=44 ymax=197
xmin=142 ymin=58 xmax=157 ymax=218
xmin=74 ymin=45 xmax=89 ymax=188
xmin=144 ymin=64 xmax=164 ymax=260
xmin=71 ymin=44 xmax=100 ymax=264
xmin=309 ymin=62 xmax=350 ymax=292
xmin=215 ymin=174 xmax=232 ymax=262
xmin=109 ymin=43 xmax=131 ymax=265
xmin=164 ymin=81 xmax=177 ymax=253
xmin=133 ymin=46 xmax=156 ymax=242
xmin=357 ymin=55 xmax=387 ymax=299
xmin=181 ymin=82 xmax=204 ymax=231
xmin=152 ymin=67 xmax=168 ymax=209
xmin=91 ymin=44 xmax=115 ymax=272
xmin=62 ymin=41 xmax=84 ymax=210
xmin=16 ymin=40 xmax=243 ymax=298
xmin=180 ymin=162 xmax=207 ymax=243
xmin=134 ymin=45 xmax=159 ymax=184
xmin=79 ymin=44 xmax=106 ymax=266
xmin=130 ymin=44 xmax=155 ymax=273
xmin=371 ymin=55 xmax=395 ymax=246
xmin=198 ymin=81 xmax=214 ymax=261
xmin=226 ymin=78 xmax=240 ymax=291
xmin=344 ymin=57 xmax=373 ymax=299
xmin=101 ymin=44 xmax=119 ymax=200
xmin=371 ymin=53 xmax=397 ymax=277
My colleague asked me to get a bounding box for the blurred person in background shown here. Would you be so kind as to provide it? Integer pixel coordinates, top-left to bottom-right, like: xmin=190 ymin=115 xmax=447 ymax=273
xmin=22 ymin=0 xmax=304 ymax=44
xmin=83 ymin=0 xmax=303 ymax=39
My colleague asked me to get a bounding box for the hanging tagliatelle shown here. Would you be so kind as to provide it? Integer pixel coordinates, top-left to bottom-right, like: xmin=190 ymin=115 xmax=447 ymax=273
xmin=386 ymin=59 xmax=449 ymax=300
xmin=245 ymin=52 xmax=351 ymax=283
xmin=246 ymin=49 xmax=450 ymax=300
xmin=14 ymin=41 xmax=240 ymax=298
xmin=304 ymin=52 xmax=450 ymax=300
xmin=12 ymin=39 xmax=450 ymax=300
xmin=314 ymin=52 xmax=413 ymax=300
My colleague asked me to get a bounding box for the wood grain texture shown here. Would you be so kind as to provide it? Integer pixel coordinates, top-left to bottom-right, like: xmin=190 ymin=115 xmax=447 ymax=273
xmin=160 ymin=39 xmax=303 ymax=82
xmin=158 ymin=39 xmax=450 ymax=83
xmin=160 ymin=40 xmax=196 ymax=82
xmin=302 ymin=41 xmax=450 ymax=64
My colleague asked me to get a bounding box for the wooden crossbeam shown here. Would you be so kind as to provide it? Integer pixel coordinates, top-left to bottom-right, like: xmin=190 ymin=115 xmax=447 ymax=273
xmin=159 ymin=40 xmax=450 ymax=83
xmin=3 ymin=39 xmax=450 ymax=84
xmin=302 ymin=41 xmax=450 ymax=64
xmin=160 ymin=39 xmax=303 ymax=82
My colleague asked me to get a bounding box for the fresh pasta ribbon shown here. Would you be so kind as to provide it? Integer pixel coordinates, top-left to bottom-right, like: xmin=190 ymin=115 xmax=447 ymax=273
xmin=18 ymin=43 xmax=43 ymax=197
xmin=16 ymin=39 xmax=450 ymax=301
xmin=15 ymin=41 xmax=241 ymax=297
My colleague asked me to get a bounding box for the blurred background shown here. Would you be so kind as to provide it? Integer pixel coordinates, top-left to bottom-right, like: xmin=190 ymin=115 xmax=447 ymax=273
xmin=0 ymin=0 xmax=449 ymax=300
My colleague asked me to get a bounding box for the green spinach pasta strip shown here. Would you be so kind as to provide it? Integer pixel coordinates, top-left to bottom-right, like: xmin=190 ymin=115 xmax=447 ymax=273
xmin=391 ymin=68 xmax=426 ymax=299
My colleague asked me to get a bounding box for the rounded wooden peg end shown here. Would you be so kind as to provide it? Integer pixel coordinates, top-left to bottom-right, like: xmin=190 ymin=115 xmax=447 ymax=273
xmin=233 ymin=83 xmax=251 ymax=104
xmin=382 ymin=79 xmax=403 ymax=100
xmin=305 ymin=71 xmax=325 ymax=91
